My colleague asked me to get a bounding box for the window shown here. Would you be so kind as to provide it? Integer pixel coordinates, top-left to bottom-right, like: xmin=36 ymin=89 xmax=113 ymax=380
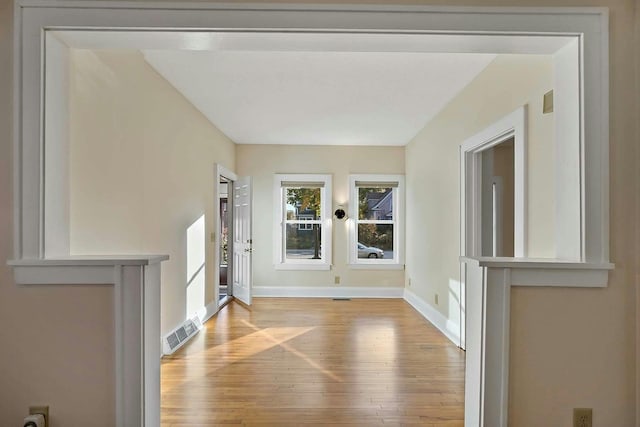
xmin=274 ymin=174 xmax=332 ymax=270
xmin=349 ymin=175 xmax=404 ymax=268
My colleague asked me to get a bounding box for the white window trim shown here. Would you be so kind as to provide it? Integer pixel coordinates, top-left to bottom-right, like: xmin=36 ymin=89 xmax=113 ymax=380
xmin=349 ymin=174 xmax=405 ymax=270
xmin=273 ymin=174 xmax=332 ymax=271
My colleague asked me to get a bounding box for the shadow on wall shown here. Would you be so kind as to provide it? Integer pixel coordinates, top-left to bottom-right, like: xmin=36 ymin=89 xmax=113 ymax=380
xmin=186 ymin=214 xmax=206 ymax=319
xmin=449 ymin=278 xmax=463 ymax=323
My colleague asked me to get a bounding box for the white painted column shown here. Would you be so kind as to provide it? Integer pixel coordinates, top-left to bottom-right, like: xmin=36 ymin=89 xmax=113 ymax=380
xmin=9 ymin=255 xmax=168 ymax=427
xmin=463 ymin=259 xmax=486 ymax=426
xmin=43 ymin=33 xmax=71 ymax=258
xmin=553 ymin=39 xmax=582 ymax=260
xmin=483 ymin=267 xmax=511 ymax=427
xmin=461 ymin=256 xmax=612 ymax=427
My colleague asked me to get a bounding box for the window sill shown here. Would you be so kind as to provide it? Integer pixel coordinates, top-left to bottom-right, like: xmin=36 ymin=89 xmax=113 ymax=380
xmin=274 ymin=263 xmax=331 ymax=271
xmin=349 ymin=263 xmax=404 ymax=270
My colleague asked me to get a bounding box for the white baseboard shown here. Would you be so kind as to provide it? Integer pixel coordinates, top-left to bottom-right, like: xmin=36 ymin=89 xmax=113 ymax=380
xmin=253 ymin=286 xmax=404 ymax=298
xmin=200 ymin=299 xmax=219 ymax=324
xmin=403 ymin=288 xmax=461 ymax=347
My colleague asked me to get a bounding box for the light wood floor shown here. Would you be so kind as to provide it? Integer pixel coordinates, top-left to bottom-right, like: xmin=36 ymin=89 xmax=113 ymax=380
xmin=161 ymin=298 xmax=465 ymax=426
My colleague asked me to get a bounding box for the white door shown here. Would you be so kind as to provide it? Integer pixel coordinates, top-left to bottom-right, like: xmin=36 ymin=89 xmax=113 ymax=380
xmin=232 ymin=176 xmax=252 ymax=306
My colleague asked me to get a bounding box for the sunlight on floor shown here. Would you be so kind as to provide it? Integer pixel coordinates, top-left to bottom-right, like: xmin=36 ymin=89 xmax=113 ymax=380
xmin=161 ymin=324 xmax=315 ymax=393
xmin=241 ymin=319 xmax=343 ymax=383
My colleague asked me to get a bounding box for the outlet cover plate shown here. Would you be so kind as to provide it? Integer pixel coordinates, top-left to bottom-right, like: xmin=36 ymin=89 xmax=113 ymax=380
xmin=29 ymin=405 xmax=49 ymax=427
xmin=573 ymin=408 xmax=592 ymax=427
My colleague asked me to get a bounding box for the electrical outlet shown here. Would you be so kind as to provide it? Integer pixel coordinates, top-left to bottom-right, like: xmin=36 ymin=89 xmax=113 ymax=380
xmin=334 ymin=276 xmax=340 ymax=285
xmin=29 ymin=405 xmax=49 ymax=427
xmin=435 ymin=294 xmax=439 ymax=305
xmin=573 ymin=408 xmax=592 ymax=427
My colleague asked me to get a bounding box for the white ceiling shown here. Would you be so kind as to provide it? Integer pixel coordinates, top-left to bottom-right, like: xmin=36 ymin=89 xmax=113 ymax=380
xmin=143 ymin=50 xmax=495 ymax=146
xmin=56 ymin=31 xmax=570 ymax=146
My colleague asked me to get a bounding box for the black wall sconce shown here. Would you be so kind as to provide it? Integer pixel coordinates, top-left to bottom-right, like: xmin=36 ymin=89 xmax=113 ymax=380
xmin=334 ymin=206 xmax=347 ymax=220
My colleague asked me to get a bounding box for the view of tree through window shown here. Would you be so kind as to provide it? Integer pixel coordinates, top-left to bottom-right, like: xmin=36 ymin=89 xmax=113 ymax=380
xmin=284 ymin=187 xmax=322 ymax=259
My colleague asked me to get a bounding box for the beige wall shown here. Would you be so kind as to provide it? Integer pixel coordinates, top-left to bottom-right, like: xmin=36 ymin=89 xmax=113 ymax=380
xmin=505 ymin=1 xmax=637 ymax=424
xmin=404 ymin=46 xmax=635 ymax=424
xmin=0 ymin=3 xmax=116 ymax=426
xmin=636 ymin=0 xmax=640 ymax=419
xmin=237 ymin=144 xmax=405 ymax=289
xmin=68 ymin=50 xmax=236 ymax=336
xmin=405 ymin=54 xmax=554 ymax=328
xmin=0 ymin=1 xmax=638 ymax=427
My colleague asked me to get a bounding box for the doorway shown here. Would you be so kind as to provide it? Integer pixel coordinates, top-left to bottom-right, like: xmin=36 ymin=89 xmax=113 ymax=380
xmin=480 ymin=138 xmax=515 ymax=257
xmin=215 ymin=164 xmax=253 ymax=309
xmin=218 ymin=176 xmax=232 ymax=306
xmin=460 ymin=106 xmax=527 ymax=260
xmin=458 ymin=106 xmax=527 ymax=351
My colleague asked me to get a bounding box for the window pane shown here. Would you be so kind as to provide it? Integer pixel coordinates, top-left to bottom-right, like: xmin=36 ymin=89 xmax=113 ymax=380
xmin=285 ymin=224 xmax=322 ymax=260
xmin=285 ymin=187 xmax=322 ymax=220
xmin=358 ymin=187 xmax=393 ymax=220
xmin=357 ymin=224 xmax=393 ymax=259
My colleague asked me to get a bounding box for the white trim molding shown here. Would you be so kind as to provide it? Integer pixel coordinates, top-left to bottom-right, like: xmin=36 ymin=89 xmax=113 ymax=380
xmin=273 ymin=174 xmax=333 ymax=270
xmin=14 ymin=3 xmax=609 ymax=267
xmin=349 ymin=174 xmax=405 ymax=267
xmin=8 ymin=255 xmax=169 ymax=427
xmin=214 ymin=163 xmax=237 ymax=310
xmin=11 ymin=3 xmax=610 ymax=427
xmin=403 ymin=288 xmax=461 ymax=347
xmin=201 ymin=298 xmax=220 ymax=324
xmin=460 ymin=106 xmax=527 ymax=258
xmin=460 ymin=256 xmax=613 ymax=427
xmin=253 ymin=286 xmax=403 ymax=299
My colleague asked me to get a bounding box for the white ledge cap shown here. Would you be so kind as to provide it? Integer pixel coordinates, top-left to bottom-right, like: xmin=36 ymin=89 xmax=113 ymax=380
xmin=8 ymin=255 xmax=170 ymax=267
xmin=459 ymin=256 xmax=614 ymax=270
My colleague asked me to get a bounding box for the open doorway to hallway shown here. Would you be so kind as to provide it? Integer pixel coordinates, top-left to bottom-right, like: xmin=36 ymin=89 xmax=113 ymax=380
xmin=218 ymin=176 xmax=232 ymax=305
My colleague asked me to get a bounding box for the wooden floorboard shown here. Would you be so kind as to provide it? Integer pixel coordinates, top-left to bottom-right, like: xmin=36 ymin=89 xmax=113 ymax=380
xmin=161 ymin=298 xmax=465 ymax=426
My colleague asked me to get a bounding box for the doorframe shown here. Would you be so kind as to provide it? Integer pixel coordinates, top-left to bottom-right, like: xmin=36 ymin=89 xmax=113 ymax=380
xmin=215 ymin=164 xmax=238 ymax=311
xmin=458 ymin=106 xmax=527 ymax=350
xmin=460 ymin=106 xmax=527 ymax=260
xmin=490 ymin=175 xmax=505 ymax=257
xmin=11 ymin=3 xmax=610 ymax=426
xmin=230 ymin=175 xmax=253 ymax=306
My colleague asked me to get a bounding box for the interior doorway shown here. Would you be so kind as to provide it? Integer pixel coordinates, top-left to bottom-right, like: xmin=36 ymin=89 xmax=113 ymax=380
xmin=218 ymin=176 xmax=232 ymax=306
xmin=480 ymin=138 xmax=515 ymax=257
xmin=458 ymin=106 xmax=527 ymax=351
xmin=460 ymin=106 xmax=527 ymax=260
xmin=216 ymin=164 xmax=239 ymax=310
